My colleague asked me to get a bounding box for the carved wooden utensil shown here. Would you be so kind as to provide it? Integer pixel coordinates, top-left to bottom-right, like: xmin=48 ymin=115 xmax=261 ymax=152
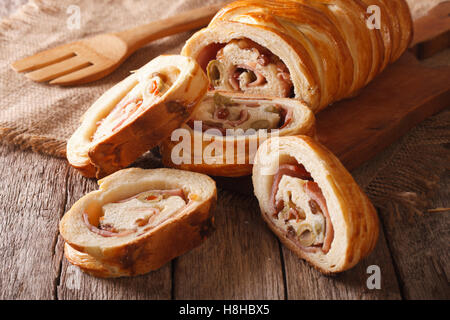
xmin=10 ymin=3 xmax=223 ymax=85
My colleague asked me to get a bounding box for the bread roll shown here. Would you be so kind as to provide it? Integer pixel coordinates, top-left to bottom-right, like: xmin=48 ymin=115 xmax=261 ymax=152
xmin=160 ymin=91 xmax=315 ymax=177
xmin=182 ymin=0 xmax=413 ymax=112
xmin=67 ymin=55 xmax=208 ymax=178
xmin=252 ymin=135 xmax=379 ymax=273
xmin=59 ymin=168 xmax=216 ymax=278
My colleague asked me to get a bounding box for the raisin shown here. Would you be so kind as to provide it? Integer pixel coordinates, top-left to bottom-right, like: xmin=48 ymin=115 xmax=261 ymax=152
xmin=216 ymin=108 xmax=229 ymax=119
xmin=308 ymin=199 xmax=321 ymax=214
xmin=287 ymin=225 xmax=296 ymax=238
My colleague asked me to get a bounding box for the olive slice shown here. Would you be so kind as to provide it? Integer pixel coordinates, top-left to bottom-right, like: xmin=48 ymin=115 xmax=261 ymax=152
xmin=213 ymin=92 xmax=235 ymax=106
xmin=250 ymin=119 xmax=270 ymax=130
xmin=207 ymin=60 xmax=222 ymax=86
xmin=264 ymin=105 xmax=280 ymax=114
xmin=297 ymin=223 xmax=316 ymax=247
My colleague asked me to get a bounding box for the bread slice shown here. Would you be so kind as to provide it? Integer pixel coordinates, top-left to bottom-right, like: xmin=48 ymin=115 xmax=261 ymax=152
xmin=252 ymin=136 xmax=379 ymax=274
xmin=59 ymin=168 xmax=216 ymax=277
xmin=67 ymin=55 xmax=208 ymax=178
xmin=160 ymin=91 xmax=315 ymax=177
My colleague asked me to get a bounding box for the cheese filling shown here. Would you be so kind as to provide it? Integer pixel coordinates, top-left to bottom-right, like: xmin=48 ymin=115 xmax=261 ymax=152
xmin=189 ymin=93 xmax=283 ymax=134
xmin=269 ymin=163 xmax=334 ymax=253
xmin=84 ymin=189 xmax=187 ymax=237
xmin=206 ymin=39 xmax=293 ymax=97
xmin=92 ymin=67 xmax=179 ymax=142
xmin=274 ymin=176 xmax=325 ymax=247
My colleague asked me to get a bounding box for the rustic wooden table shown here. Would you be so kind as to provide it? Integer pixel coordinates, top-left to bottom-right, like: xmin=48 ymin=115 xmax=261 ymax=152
xmin=1 ymin=142 xmax=448 ymax=300
xmin=0 ymin=1 xmax=449 ymax=300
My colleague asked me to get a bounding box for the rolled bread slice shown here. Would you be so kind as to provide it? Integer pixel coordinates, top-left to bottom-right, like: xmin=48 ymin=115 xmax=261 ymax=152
xmin=252 ymin=135 xmax=379 ymax=273
xmin=59 ymin=168 xmax=216 ymax=278
xmin=67 ymin=55 xmax=208 ymax=178
xmin=160 ymin=91 xmax=315 ymax=177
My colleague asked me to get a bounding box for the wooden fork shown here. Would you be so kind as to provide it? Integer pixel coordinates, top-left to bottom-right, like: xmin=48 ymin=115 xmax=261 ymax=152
xmin=11 ymin=3 xmax=223 ymax=86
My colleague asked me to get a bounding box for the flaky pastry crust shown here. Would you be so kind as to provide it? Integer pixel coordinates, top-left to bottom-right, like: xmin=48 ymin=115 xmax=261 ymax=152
xmin=182 ymin=0 xmax=413 ymax=112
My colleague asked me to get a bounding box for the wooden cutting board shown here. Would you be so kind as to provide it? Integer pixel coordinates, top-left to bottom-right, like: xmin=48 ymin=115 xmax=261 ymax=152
xmin=215 ymin=51 xmax=450 ymax=194
xmin=317 ymin=52 xmax=450 ymax=171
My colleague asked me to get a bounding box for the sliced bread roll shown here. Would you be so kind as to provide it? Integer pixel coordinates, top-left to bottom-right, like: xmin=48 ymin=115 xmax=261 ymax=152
xmin=67 ymin=55 xmax=208 ymax=178
xmin=59 ymin=168 xmax=216 ymax=278
xmin=252 ymin=136 xmax=379 ymax=273
xmin=182 ymin=0 xmax=413 ymax=112
xmin=160 ymin=91 xmax=315 ymax=177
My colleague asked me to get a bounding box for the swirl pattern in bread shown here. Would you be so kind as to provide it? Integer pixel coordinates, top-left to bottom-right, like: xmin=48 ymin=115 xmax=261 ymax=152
xmin=59 ymin=168 xmax=216 ymax=278
xmin=67 ymin=55 xmax=208 ymax=178
xmin=252 ymin=135 xmax=379 ymax=273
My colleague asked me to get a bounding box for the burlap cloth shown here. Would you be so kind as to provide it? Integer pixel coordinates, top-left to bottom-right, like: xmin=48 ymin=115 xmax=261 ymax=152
xmin=0 ymin=0 xmax=449 ymax=211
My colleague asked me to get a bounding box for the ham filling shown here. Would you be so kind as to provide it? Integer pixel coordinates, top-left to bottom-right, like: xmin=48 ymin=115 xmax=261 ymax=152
xmin=203 ymin=39 xmax=293 ymax=97
xmin=83 ymin=189 xmax=187 ymax=237
xmin=270 ymin=164 xmax=334 ymax=253
xmin=188 ymin=93 xmax=291 ymax=135
xmin=92 ymin=70 xmax=175 ymax=142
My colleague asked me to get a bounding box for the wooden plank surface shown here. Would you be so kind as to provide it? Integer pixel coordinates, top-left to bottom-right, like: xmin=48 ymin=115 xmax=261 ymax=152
xmin=0 ymin=145 xmax=67 ymax=299
xmin=2 ymin=142 xmax=448 ymax=299
xmin=2 ymin=143 xmax=447 ymax=300
xmin=282 ymin=227 xmax=402 ymax=300
xmin=377 ymin=171 xmax=450 ymax=299
xmin=173 ymin=191 xmax=285 ymax=300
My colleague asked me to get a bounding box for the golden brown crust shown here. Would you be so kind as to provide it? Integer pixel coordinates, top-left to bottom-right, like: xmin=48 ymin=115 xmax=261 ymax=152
xmin=69 ymin=161 xmax=97 ymax=179
xmin=182 ymin=0 xmax=413 ymax=112
xmin=64 ymin=243 xmax=120 ymax=278
xmin=88 ymin=98 xmax=201 ymax=178
xmin=65 ymin=199 xmax=215 ymax=277
xmin=252 ymin=135 xmax=379 ymax=273
xmin=60 ymin=168 xmax=217 ymax=278
xmin=67 ymin=55 xmax=208 ymax=178
xmin=160 ymin=92 xmax=316 ymax=177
